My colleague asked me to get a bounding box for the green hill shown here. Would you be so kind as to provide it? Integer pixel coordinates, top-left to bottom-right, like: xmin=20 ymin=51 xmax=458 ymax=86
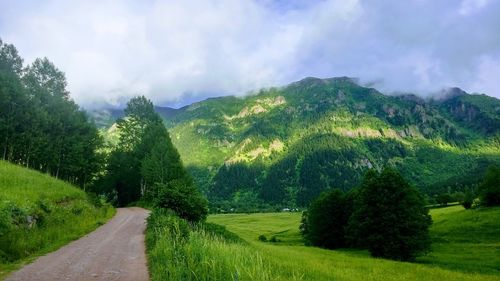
xmin=91 ymin=77 xmax=500 ymax=208
xmin=0 ymin=161 xmax=114 ymax=278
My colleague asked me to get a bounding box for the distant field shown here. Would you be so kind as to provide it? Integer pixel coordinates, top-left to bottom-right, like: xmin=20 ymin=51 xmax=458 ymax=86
xmin=0 ymin=161 xmax=115 ymax=279
xmin=208 ymin=205 xmax=500 ymax=281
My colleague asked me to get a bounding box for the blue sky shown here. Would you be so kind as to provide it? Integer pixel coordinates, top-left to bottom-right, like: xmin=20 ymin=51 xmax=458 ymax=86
xmin=1 ymin=0 xmax=499 ymax=108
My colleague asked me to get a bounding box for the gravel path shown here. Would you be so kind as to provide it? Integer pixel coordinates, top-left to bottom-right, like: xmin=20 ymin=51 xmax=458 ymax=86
xmin=6 ymin=207 xmax=150 ymax=281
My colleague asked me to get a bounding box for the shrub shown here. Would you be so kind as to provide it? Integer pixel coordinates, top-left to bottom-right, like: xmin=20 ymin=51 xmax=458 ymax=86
xmin=436 ymin=193 xmax=453 ymax=206
xmin=258 ymin=234 xmax=268 ymax=242
xmin=299 ymin=211 xmax=309 ymax=239
xmin=269 ymin=236 xmax=279 ymax=243
xmin=347 ymin=168 xmax=431 ymax=261
xmin=461 ymin=191 xmax=474 ymax=209
xmin=154 ymin=179 xmax=208 ymax=222
xmin=0 ymin=205 xmax=11 ymax=237
xmin=478 ymin=165 xmax=500 ymax=207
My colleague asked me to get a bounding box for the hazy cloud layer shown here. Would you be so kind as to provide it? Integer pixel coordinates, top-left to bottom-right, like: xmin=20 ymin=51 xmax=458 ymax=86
xmin=1 ymin=0 xmax=499 ymax=107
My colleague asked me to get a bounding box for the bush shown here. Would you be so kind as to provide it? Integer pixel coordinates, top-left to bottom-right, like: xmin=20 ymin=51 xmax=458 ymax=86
xmin=347 ymin=168 xmax=431 ymax=261
xmin=258 ymin=234 xmax=268 ymax=242
xmin=0 ymin=205 xmax=11 ymax=237
xmin=461 ymin=191 xmax=474 ymax=209
xmin=436 ymin=193 xmax=453 ymax=206
xmin=154 ymin=179 xmax=208 ymax=222
xmin=302 ymin=189 xmax=352 ymax=249
xmin=269 ymin=236 xmax=279 ymax=243
xmin=478 ymin=165 xmax=500 ymax=207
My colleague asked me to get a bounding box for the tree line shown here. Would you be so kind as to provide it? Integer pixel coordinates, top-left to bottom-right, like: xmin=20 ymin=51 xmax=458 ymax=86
xmin=0 ymin=39 xmax=102 ymax=187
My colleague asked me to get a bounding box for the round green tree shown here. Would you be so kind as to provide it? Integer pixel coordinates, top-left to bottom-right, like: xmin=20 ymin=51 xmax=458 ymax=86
xmin=348 ymin=168 xmax=431 ymax=261
xmin=302 ymin=189 xmax=351 ymax=249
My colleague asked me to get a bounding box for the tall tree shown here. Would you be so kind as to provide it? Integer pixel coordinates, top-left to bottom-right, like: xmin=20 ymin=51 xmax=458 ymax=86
xmin=347 ymin=168 xmax=431 ymax=261
xmin=140 ymin=122 xmax=208 ymax=221
xmin=101 ymin=96 xmax=161 ymax=205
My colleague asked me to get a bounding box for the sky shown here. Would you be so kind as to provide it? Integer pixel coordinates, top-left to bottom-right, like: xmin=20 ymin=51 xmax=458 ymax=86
xmin=0 ymin=0 xmax=499 ymax=108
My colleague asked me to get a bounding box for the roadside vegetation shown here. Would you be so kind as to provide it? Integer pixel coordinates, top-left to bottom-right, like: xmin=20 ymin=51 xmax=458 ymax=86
xmin=0 ymin=161 xmax=114 ymax=278
xmin=146 ymin=209 xmax=303 ymax=281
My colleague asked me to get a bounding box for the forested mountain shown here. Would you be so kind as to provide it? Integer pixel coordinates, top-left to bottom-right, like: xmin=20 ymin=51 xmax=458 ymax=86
xmin=92 ymin=77 xmax=500 ymax=209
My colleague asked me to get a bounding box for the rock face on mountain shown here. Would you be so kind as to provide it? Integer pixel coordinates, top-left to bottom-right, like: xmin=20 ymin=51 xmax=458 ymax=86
xmin=90 ymin=77 xmax=500 ymax=207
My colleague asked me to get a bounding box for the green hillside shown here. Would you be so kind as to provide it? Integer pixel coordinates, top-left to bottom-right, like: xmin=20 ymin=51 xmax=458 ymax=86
xmin=207 ymin=205 xmax=500 ymax=280
xmin=0 ymin=161 xmax=114 ymax=278
xmin=92 ymin=77 xmax=500 ymax=208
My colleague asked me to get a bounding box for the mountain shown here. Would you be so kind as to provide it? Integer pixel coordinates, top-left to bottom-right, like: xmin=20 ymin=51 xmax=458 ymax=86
xmin=89 ymin=77 xmax=500 ymax=208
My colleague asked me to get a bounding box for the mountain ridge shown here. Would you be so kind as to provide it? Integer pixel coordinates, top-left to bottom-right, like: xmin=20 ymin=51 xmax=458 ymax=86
xmin=89 ymin=77 xmax=500 ymax=208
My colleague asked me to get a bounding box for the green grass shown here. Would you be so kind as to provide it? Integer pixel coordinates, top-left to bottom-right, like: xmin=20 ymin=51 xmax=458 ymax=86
xmin=418 ymin=205 xmax=500 ymax=274
xmin=146 ymin=210 xmax=303 ymax=281
xmin=207 ymin=206 xmax=500 ymax=281
xmin=0 ymin=161 xmax=115 ymax=279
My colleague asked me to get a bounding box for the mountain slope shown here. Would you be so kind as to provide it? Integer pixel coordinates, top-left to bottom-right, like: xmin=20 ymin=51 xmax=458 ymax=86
xmin=91 ymin=77 xmax=500 ymax=208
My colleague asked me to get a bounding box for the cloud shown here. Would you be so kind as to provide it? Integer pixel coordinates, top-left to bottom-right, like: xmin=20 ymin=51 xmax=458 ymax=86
xmin=0 ymin=0 xmax=499 ymax=107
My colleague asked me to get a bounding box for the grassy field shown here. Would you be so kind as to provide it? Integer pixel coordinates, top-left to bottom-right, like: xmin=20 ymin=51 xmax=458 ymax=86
xmin=208 ymin=205 xmax=500 ymax=281
xmin=0 ymin=161 xmax=115 ymax=279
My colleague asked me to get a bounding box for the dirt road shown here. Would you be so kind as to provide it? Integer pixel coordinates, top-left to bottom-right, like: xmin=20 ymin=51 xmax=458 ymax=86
xmin=6 ymin=207 xmax=150 ymax=281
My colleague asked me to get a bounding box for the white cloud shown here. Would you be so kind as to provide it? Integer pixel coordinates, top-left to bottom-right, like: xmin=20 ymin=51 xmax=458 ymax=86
xmin=0 ymin=0 xmax=499 ymax=107
xmin=459 ymin=0 xmax=490 ymax=15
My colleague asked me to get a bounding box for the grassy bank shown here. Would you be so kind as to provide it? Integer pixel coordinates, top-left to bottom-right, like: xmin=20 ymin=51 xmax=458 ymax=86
xmin=0 ymin=161 xmax=115 ymax=278
xmin=207 ymin=206 xmax=500 ymax=281
xmin=146 ymin=209 xmax=304 ymax=281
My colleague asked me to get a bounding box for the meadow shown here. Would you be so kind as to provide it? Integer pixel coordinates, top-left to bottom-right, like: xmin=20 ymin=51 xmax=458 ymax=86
xmin=206 ymin=205 xmax=500 ymax=281
xmin=0 ymin=161 xmax=115 ymax=279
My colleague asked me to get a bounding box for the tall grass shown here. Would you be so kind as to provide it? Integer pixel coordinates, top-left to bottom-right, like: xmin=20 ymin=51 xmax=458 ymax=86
xmin=0 ymin=161 xmax=115 ymax=278
xmin=146 ymin=209 xmax=303 ymax=281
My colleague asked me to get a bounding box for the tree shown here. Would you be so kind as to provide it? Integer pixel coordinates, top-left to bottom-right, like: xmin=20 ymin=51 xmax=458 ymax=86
xmin=97 ymin=96 xmax=162 ymax=206
xmin=301 ymin=189 xmax=351 ymax=249
xmin=141 ymin=128 xmax=188 ymax=199
xmin=478 ymin=165 xmax=500 ymax=206
xmin=1 ymin=39 xmax=102 ymax=186
xmin=436 ymin=193 xmax=453 ymax=206
xmin=140 ymin=122 xmax=208 ymax=221
xmin=347 ymin=168 xmax=431 ymax=261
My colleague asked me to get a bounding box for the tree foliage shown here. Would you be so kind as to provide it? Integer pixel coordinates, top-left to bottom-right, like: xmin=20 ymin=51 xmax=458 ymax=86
xmin=479 ymin=165 xmax=500 ymax=206
xmin=347 ymin=168 xmax=431 ymax=261
xmin=0 ymin=39 xmax=102 ymax=187
xmin=301 ymin=189 xmax=352 ymax=249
